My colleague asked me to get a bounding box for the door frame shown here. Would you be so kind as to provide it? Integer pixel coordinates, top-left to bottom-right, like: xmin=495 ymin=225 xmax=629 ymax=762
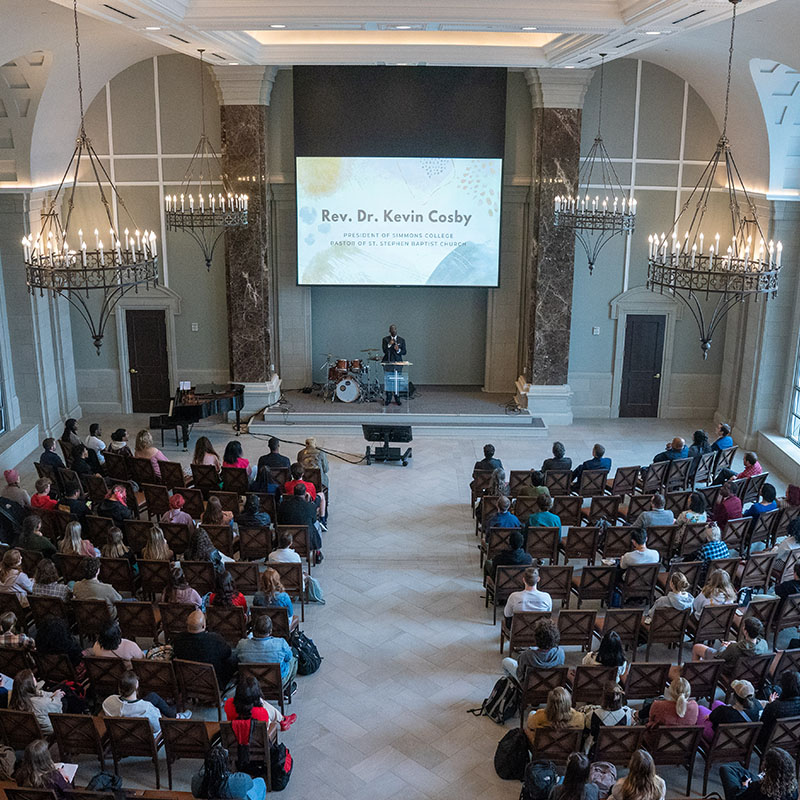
xmin=114 ymin=286 xmax=181 ymax=415
xmin=609 ymin=286 xmax=681 ymax=419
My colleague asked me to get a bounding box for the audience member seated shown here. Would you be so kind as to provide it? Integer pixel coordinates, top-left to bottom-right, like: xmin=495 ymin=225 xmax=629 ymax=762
xmin=619 ymin=529 xmax=660 ymax=569
xmin=526 ymin=687 xmax=584 ymax=742
xmin=688 ymin=522 xmax=730 ymax=564
xmin=98 ymin=484 xmax=134 ymax=527
xmin=72 ymin=556 xmax=122 ymax=618
xmin=758 ymin=670 xmax=800 ymax=750
xmin=107 ymin=427 xmax=133 ymax=458
xmin=633 ymin=493 xmax=674 ymax=528
xmin=297 ymin=437 xmax=329 ymax=490
xmin=32 ymin=558 xmax=71 ymax=600
xmin=484 ymin=530 xmax=532 ymax=579
xmin=473 ymin=443 xmax=502 ymax=473
xmin=39 ymin=437 xmax=65 ymax=470
xmin=236 ymin=493 xmax=271 ymax=529
xmin=202 ymin=495 xmax=235 ymax=529
xmin=737 ymin=451 xmax=764 ymax=480
xmin=184 ymin=527 xmax=233 ymax=565
xmin=776 ymin=560 xmax=800 ymax=604
xmin=33 ymin=616 xmax=82 ymax=664
xmin=251 ymin=465 xmax=281 ymax=496
xmin=746 ymin=483 xmax=778 ymax=525
xmin=59 ymin=520 xmax=100 ymax=558
xmin=268 ymin=530 xmax=302 ymax=565
xmin=10 ymin=668 xmax=62 ymax=735
xmin=502 ymin=618 xmax=564 ymax=682
xmin=193 ymin=436 xmax=222 ymax=473
xmin=541 ymin=441 xmax=572 ymax=473
xmin=485 ymin=495 xmax=521 ymax=532
xmin=653 ymin=437 xmax=689 ymax=463
xmin=517 ymin=470 xmax=550 ymax=500
xmin=677 ymin=491 xmax=708 ymax=526
xmin=70 ymin=443 xmax=100 ymax=478
xmin=688 ymin=429 xmax=712 ymax=475
xmin=84 ymin=422 xmax=107 ymax=464
xmin=645 ymin=571 xmax=692 ymax=623
xmin=223 ymin=440 xmax=255 ymax=481
xmin=234 ymin=614 xmax=297 ymax=690
xmin=173 ymin=610 xmax=237 ymax=687
xmin=503 ymin=566 xmax=552 ymax=623
xmin=135 ymin=428 xmax=168 ymax=479
xmin=257 ymin=436 xmax=291 ymax=473
xmin=1 ymin=468 xmax=30 ymax=508
xmin=192 ymin=742 xmax=266 ymax=800
xmin=14 ymin=739 xmax=73 ymax=799
xmin=31 ymin=478 xmax=57 ymax=512
xmin=648 ymin=677 xmax=699 ymax=730
xmin=766 ymin=520 xmax=800 ymax=584
xmin=0 ymin=611 xmax=34 ymax=649
xmin=553 ymin=753 xmax=597 ymax=800
xmin=0 ymin=549 xmax=32 ymax=596
xmin=18 ymin=514 xmax=56 ymax=557
xmin=693 ymin=616 xmax=769 ymax=669
xmin=87 ymin=620 xmax=144 ymax=663
xmin=697 ymin=679 xmax=761 ymax=741
xmin=57 ymin=482 xmax=90 ymax=523
xmin=103 ymin=668 xmax=190 ymax=734
xmin=489 ymin=467 xmax=510 ymax=497
xmin=711 ymin=422 xmax=734 ymax=452
xmin=277 ymin=484 xmax=323 ymax=563
xmin=284 ymin=463 xmax=326 ymax=523
xmin=253 ymin=567 xmax=294 ymax=618
xmin=712 ymin=482 xmax=743 ymax=529
xmin=526 ymin=493 xmax=561 ymax=533
xmin=209 ymin=569 xmax=248 ymax=612
xmin=612 ymin=750 xmax=665 ymax=800
xmin=580 ymin=682 xmax=633 ymax=754
xmin=719 ymin=746 xmax=798 ymax=800
xmin=693 ymin=568 xmax=737 ymax=617
xmin=101 ymin=527 xmax=136 ymax=570
xmin=61 ymin=418 xmax=81 ymax=449
xmin=142 ymin=524 xmax=174 ymax=562
xmin=582 ymin=631 xmax=628 ymax=681
xmin=162 ymin=563 xmax=203 ymax=607
xmin=224 ymin=674 xmax=294 ymax=731
xmin=161 ymin=493 xmax=195 ymax=527
xmin=572 ymin=443 xmax=612 ymax=489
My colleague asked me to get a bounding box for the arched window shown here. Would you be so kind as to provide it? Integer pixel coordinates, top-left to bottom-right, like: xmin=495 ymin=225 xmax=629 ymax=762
xmin=789 ymin=356 xmax=800 ymax=447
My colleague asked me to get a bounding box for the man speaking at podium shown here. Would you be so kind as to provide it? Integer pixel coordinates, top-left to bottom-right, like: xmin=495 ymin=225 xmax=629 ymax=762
xmin=381 ymin=324 xmax=407 ymax=407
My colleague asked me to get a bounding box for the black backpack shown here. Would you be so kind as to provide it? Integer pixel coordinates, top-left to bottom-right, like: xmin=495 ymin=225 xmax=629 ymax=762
xmin=520 ymin=760 xmax=558 ymax=800
xmin=269 ymin=742 xmax=293 ymax=791
xmin=468 ymin=676 xmax=519 ymax=724
xmin=290 ymin=630 xmax=322 ymax=675
xmin=493 ymin=728 xmax=530 ymax=781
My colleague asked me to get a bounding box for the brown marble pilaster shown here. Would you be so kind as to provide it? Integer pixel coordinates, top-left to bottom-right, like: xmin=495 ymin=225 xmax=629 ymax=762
xmin=219 ymin=104 xmax=271 ymax=383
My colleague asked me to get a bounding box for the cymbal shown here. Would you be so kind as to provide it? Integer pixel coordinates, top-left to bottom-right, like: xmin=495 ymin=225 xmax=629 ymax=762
xmin=361 ymin=348 xmax=380 ymax=353
xmin=319 ymin=353 xmax=334 ymax=358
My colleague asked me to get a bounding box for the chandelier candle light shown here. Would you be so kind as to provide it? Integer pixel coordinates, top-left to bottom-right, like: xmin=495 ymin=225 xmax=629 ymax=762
xmin=22 ymin=0 xmax=158 ymax=354
xmin=165 ymin=50 xmax=248 ymax=269
xmin=647 ymin=0 xmax=781 ymax=358
xmin=553 ymin=54 xmax=636 ymax=273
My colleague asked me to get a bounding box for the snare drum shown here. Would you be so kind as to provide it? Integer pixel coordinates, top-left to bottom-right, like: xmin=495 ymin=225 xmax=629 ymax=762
xmin=349 ymin=359 xmax=363 ymax=373
xmin=335 ymin=378 xmax=361 ymax=403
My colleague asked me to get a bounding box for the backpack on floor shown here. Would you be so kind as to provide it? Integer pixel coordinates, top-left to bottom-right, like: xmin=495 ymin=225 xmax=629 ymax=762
xmin=269 ymin=742 xmax=293 ymax=791
xmin=306 ymin=575 xmax=326 ymax=604
xmin=468 ymin=676 xmax=519 ymax=724
xmin=588 ymin=761 xmax=617 ymax=799
xmin=290 ymin=630 xmax=322 ymax=675
xmin=520 ymin=760 xmax=558 ymax=800
xmin=493 ymin=728 xmax=529 ymax=780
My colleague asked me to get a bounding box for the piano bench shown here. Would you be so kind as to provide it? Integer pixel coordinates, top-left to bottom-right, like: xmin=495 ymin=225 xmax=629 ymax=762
xmin=150 ymin=415 xmax=180 ymax=447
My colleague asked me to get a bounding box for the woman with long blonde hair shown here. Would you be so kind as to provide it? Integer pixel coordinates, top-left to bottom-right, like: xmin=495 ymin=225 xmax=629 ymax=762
xmin=142 ymin=525 xmax=173 ymax=561
xmin=526 ymin=687 xmax=584 ymax=746
xmin=612 ymin=750 xmax=665 ymax=800
xmin=58 ymin=521 xmax=98 ymax=557
xmin=134 ymin=428 xmax=168 ymax=479
xmin=693 ymin=568 xmax=737 ymax=617
xmin=648 ymin=677 xmax=698 ymax=729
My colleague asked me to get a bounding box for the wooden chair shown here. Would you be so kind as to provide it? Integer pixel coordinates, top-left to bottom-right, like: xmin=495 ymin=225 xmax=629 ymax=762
xmin=648 ymin=725 xmax=702 ymax=795
xmin=58 ymin=467 xmax=83 ymax=495
xmin=693 ymin=452 xmax=717 ymax=486
xmin=657 ymin=561 xmax=704 ymax=596
xmin=0 ymin=645 xmax=34 ymax=678
xmin=114 ymin=601 xmax=159 ymax=642
xmin=99 ymin=557 xmax=137 ymax=595
xmin=271 ymin=467 xmax=290 ymax=487
xmin=103 ymin=452 xmax=129 ymax=482
xmin=158 ymin=603 xmax=196 ymax=643
xmin=49 ymin=712 xmax=108 ymax=771
xmin=105 ymin=716 xmax=162 ymax=789
xmin=743 ymin=472 xmax=770 ymax=505
xmin=720 ymin=653 xmax=775 ymax=694
xmin=621 ymin=563 xmax=659 ymax=608
xmin=619 ymin=494 xmax=653 ymax=524
xmin=639 ymin=462 xmax=668 ymax=494
xmin=556 ymin=609 xmax=596 ymax=650
xmin=755 ymin=716 xmax=800 ymax=773
xmin=482 ymin=527 xmax=520 ymax=569
xmin=82 ymin=515 xmax=115 ymax=547
xmin=525 ymin=527 xmax=560 ymax=564
xmin=208 ymin=490 xmax=241 ymax=515
xmin=0 ymin=707 xmax=45 ymax=748
xmin=254 ymin=492 xmax=278 ymax=521
xmin=570 ymin=566 xmax=615 ymax=608
xmin=643 ymin=606 xmax=690 ymax=662
xmin=142 ymin=484 xmax=171 ymax=520
xmin=251 ymin=605 xmax=296 ymax=641
xmin=239 ymin=661 xmax=291 ymax=714
xmin=570 ymin=665 xmax=617 ymax=705
xmin=645 ymin=525 xmax=678 ymax=565
xmin=122 ymin=519 xmax=152 ymax=554
xmin=559 ymin=526 xmax=598 ymax=565
xmin=508 ymin=470 xmax=530 ymax=495
xmin=581 ymin=495 xmax=622 ymax=525
xmin=72 ymin=599 xmax=113 ymax=642
xmin=665 ymin=458 xmax=693 ymax=492
xmin=34 ymin=652 xmax=80 ymax=686
xmin=772 ymin=593 xmax=800 ymax=649
xmin=205 ymin=604 xmax=247 ymax=645
xmin=531 ymin=727 xmax=583 ymax=767
xmin=190 ymin=464 xmax=221 ymax=497
xmin=709 ymin=557 xmax=740 ymax=581
xmin=518 ymin=666 xmax=570 ymax=723
xmin=697 ymin=484 xmax=721 ymax=511
xmin=738 ymin=553 xmax=776 ymax=592
xmin=538 ymin=565 xmax=574 ymax=608
xmin=513 ymin=496 xmax=539 ymax=522
xmin=664 ymin=491 xmax=691 ymax=516
xmin=776 ymin=504 xmax=800 ymax=541
xmin=219 ymin=720 xmax=275 ymax=791
xmin=601 ymin=526 xmax=636 ymax=560
xmin=84 ymin=655 xmax=127 ymax=698
xmin=577 ymin=469 xmax=609 ymax=497
xmin=544 ymin=470 xmax=572 ymax=496
xmin=691 ymin=603 xmax=737 ymax=646
xmin=594 ymin=609 xmax=643 ymax=660
xmin=139 ymin=559 xmax=173 ymax=598
xmin=130 ymin=457 xmax=159 ymax=487
xmin=54 ymin=552 xmax=87 ymax=584
xmin=83 ymin=475 xmax=108 ymax=506
xmin=221 ymin=467 xmax=250 ymax=495
xmin=624 ymin=662 xmax=670 ymax=701
xmin=679 ymin=524 xmax=710 ymax=558
xmin=174 ymin=659 xmax=224 ymax=720
xmin=714 ymin=445 xmax=738 ymax=477
xmin=160 ymin=461 xmax=188 ymax=490
xmin=5 ymin=791 xmax=57 ymax=800
xmin=593 ymin=725 xmax=646 ymax=766
xmin=470 ymin=471 xmax=493 ymax=516
xmin=502 ymin=610 xmax=551 ymax=654
xmin=697 ymin=721 xmax=760 ymax=794
xmin=181 ymin=560 xmax=217 ymax=595
xmin=131 ymin=658 xmax=180 ymax=707
xmin=269 ymin=561 xmax=306 ymax=622
xmin=120 ymin=479 xmax=147 ymax=519
xmin=174 ymin=487 xmax=205 ymax=519
xmin=27 ymin=594 xmax=71 ymax=629
xmin=160 ymin=521 xmax=193 ymax=557
xmin=727 ymin=478 xmax=748 ymax=501
xmin=276 ymin=524 xmax=313 ymax=570
xmin=772 ymin=649 xmax=800 ymax=678
xmin=227 ymin=561 xmax=259 ymax=595
xmin=476 ymin=495 xmax=501 ymax=536
xmin=551 ymin=495 xmax=582 ymax=527
xmin=748 ymin=509 xmax=781 ymax=554
xmin=678 ymin=659 xmax=725 ymax=703
xmin=238 ymin=525 xmax=273 ymax=562
xmin=202 ymin=523 xmax=236 ymax=558
xmin=160 ymin=718 xmax=218 ymax=789
xmin=606 ymin=466 xmax=640 ymax=497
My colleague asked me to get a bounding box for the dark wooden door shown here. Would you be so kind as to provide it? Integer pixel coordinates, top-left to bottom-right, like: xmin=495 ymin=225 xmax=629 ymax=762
xmin=126 ymin=309 xmax=171 ymax=413
xmin=619 ymin=314 xmax=665 ymax=417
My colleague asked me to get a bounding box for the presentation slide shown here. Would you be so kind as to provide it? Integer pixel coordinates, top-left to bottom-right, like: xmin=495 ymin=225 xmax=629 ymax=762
xmin=296 ymin=156 xmax=501 ymax=286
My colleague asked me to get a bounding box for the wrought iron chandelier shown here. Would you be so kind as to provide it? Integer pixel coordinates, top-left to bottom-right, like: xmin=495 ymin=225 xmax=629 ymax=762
xmin=647 ymin=0 xmax=781 ymax=359
xmin=22 ymin=0 xmax=158 ymax=355
xmin=164 ymin=50 xmax=248 ymax=270
xmin=553 ymin=54 xmax=636 ymax=273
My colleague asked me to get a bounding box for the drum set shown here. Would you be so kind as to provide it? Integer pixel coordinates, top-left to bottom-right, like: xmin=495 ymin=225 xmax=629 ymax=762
xmin=319 ymin=349 xmax=384 ymax=403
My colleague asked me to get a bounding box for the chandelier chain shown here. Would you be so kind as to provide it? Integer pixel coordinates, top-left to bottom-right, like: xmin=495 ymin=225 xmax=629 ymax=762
xmin=722 ymin=0 xmax=738 ymax=139
xmin=72 ymin=0 xmax=86 ymax=136
xmin=597 ymin=54 xmax=606 ymax=138
xmin=199 ymin=49 xmax=207 ymax=140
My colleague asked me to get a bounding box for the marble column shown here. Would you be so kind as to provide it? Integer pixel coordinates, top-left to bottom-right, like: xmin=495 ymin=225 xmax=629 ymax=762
xmin=515 ymin=69 xmax=594 ymax=425
xmin=214 ymin=66 xmax=281 ymax=411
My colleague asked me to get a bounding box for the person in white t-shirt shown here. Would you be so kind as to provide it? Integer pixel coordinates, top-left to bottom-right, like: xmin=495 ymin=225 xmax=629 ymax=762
xmin=503 ymin=566 xmax=552 ymax=623
xmin=619 ymin=528 xmax=660 ymax=569
xmin=84 ymin=423 xmax=107 ymax=465
xmin=102 ymin=669 xmax=190 ymax=735
xmin=268 ymin=530 xmax=303 ymax=564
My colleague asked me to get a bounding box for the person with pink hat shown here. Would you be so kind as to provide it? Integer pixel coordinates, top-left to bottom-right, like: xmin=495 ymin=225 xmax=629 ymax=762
xmin=1 ymin=469 xmax=31 ymax=508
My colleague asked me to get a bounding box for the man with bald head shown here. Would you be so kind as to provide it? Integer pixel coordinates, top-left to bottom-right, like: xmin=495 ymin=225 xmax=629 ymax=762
xmin=381 ymin=324 xmax=407 ymax=406
xmin=653 ymin=437 xmax=689 ymax=463
xmin=172 ymin=610 xmax=237 ymax=686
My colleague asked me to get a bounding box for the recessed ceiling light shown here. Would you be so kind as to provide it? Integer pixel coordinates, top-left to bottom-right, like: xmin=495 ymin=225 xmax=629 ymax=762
xmin=522 ymin=26 xmax=538 ymax=31
xmin=269 ymin=24 xmax=286 ymax=28
xmin=645 ymin=30 xmax=662 ymax=35
xmin=228 ymin=62 xmax=239 ymax=65
xmin=145 ymin=26 xmax=161 ymax=30
xmin=564 ymin=65 xmax=576 ymax=69
xmin=394 ymin=25 xmax=412 ymax=30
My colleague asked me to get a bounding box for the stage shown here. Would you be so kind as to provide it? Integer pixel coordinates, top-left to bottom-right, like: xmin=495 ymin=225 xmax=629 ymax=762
xmin=247 ymin=384 xmax=547 ymax=437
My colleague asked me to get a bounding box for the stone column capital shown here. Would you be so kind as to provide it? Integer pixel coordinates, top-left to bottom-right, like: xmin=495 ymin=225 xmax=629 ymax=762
xmin=525 ymin=68 xmax=594 ymax=110
xmin=212 ymin=65 xmax=278 ymax=106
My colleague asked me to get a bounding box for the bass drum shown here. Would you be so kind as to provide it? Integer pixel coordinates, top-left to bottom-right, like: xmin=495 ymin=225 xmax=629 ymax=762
xmin=335 ymin=378 xmax=361 ymax=403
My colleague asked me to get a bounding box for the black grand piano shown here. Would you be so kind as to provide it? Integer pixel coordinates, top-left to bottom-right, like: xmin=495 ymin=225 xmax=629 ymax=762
xmin=151 ymin=383 xmax=244 ymax=450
